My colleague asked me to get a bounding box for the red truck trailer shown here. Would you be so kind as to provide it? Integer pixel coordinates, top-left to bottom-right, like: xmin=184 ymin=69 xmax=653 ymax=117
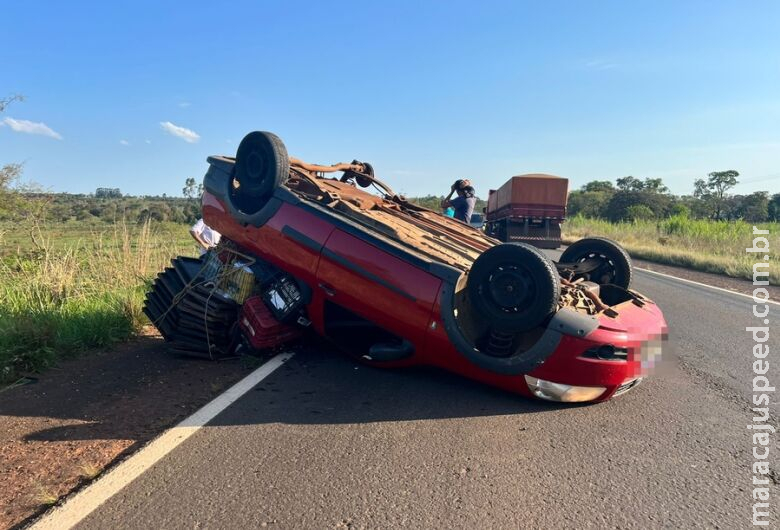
xmin=485 ymin=174 xmax=569 ymax=249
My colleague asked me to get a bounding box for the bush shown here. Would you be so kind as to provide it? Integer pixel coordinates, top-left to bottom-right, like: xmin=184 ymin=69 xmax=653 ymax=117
xmin=625 ymin=204 xmax=655 ymax=221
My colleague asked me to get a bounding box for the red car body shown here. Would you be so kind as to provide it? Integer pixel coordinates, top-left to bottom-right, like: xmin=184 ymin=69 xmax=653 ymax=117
xmin=201 ymin=152 xmax=667 ymax=403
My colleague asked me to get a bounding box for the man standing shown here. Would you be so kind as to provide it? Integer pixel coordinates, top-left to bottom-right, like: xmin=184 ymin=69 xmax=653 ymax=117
xmin=441 ymin=179 xmax=477 ymax=224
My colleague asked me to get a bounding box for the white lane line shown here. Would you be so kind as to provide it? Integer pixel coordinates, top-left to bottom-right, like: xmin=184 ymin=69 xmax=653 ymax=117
xmin=31 ymin=352 xmax=295 ymax=530
xmin=634 ymin=266 xmax=780 ymax=306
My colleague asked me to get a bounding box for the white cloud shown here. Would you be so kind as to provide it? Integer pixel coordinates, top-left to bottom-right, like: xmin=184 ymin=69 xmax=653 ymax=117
xmin=145 ymin=139 xmax=152 ymax=144
xmin=160 ymin=121 xmax=200 ymax=143
xmin=2 ymin=117 xmax=63 ymax=140
xmin=119 ymin=139 xmax=130 ymax=146
xmin=178 ymin=101 xmax=191 ymax=108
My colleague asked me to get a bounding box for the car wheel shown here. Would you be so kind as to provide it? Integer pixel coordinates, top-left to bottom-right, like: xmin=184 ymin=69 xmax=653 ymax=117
xmin=341 ymin=160 xmax=375 ymax=188
xmin=233 ymin=131 xmax=289 ymax=214
xmin=559 ymin=237 xmax=632 ymax=288
xmin=467 ymin=243 xmax=561 ymax=333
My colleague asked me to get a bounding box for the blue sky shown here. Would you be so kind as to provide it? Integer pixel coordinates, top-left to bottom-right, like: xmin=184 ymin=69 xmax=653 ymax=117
xmin=1 ymin=0 xmax=778 ymax=198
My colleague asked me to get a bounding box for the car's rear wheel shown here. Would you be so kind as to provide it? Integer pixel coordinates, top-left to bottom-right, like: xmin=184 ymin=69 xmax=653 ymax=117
xmin=339 ymin=160 xmax=375 ymax=188
xmin=233 ymin=131 xmax=289 ymax=214
xmin=559 ymin=237 xmax=632 ymax=288
xmin=467 ymin=243 xmax=560 ymax=333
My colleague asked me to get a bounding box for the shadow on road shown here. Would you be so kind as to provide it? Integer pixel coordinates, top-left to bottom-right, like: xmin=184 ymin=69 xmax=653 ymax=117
xmin=207 ymin=347 xmax=562 ymax=428
xmin=1 ymin=342 xmax=560 ymax=443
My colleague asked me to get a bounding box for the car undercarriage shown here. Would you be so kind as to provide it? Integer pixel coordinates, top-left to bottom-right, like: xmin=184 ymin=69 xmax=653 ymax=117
xmin=144 ymin=131 xmax=667 ymax=403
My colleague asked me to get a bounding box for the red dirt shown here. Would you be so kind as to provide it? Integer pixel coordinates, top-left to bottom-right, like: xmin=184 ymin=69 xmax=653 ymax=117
xmin=0 ymin=328 xmax=252 ymax=529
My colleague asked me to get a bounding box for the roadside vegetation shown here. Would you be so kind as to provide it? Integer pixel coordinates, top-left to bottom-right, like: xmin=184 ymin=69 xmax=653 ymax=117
xmin=564 ymin=173 xmax=778 ymax=283
xmin=0 ymin=218 xmax=194 ymax=384
xmin=563 ymin=215 xmax=779 ymax=284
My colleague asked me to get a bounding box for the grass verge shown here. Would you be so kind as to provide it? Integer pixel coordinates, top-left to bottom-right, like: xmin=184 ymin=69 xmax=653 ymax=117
xmin=563 ymin=215 xmax=780 ymax=284
xmin=0 ymin=220 xmax=193 ymax=384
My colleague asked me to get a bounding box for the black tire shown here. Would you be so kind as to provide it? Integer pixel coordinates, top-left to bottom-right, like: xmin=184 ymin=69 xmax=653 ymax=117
xmin=341 ymin=160 xmax=374 ymax=188
xmin=559 ymin=237 xmax=632 ymax=289
xmin=467 ymin=243 xmax=561 ymax=333
xmin=355 ymin=162 xmax=374 ymax=188
xmin=233 ymin=131 xmax=289 ymax=214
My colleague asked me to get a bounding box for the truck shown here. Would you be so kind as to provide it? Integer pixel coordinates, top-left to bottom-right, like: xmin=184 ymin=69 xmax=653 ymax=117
xmin=484 ymin=174 xmax=569 ymax=249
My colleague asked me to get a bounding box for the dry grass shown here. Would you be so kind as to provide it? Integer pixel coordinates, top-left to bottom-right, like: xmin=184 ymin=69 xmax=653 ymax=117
xmin=33 ymin=486 xmax=59 ymax=507
xmin=78 ymin=463 xmax=102 ymax=480
xmin=0 ymin=219 xmax=195 ymax=384
xmin=563 ymin=215 xmax=780 ymax=284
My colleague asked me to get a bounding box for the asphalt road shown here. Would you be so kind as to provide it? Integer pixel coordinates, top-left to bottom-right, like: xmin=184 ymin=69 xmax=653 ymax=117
xmin=71 ymin=262 xmax=777 ymax=529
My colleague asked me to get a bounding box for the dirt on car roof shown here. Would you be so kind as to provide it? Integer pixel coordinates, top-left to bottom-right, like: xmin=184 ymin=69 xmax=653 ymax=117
xmin=287 ymin=169 xmax=495 ymax=270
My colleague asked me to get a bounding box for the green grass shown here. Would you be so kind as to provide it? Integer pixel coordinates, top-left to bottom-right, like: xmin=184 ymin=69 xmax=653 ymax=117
xmin=563 ymin=215 xmax=780 ymax=284
xmin=0 ymin=220 xmax=195 ymax=384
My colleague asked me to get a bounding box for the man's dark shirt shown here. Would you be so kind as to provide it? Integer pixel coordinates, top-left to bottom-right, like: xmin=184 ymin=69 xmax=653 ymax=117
xmin=450 ymin=196 xmax=476 ymax=223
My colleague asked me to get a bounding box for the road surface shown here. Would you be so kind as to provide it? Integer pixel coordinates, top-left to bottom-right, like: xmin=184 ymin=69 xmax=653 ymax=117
xmin=43 ymin=262 xmax=780 ymax=529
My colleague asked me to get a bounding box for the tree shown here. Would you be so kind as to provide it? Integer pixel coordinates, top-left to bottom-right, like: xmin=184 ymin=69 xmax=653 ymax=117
xmin=642 ymin=178 xmax=669 ymax=194
xmin=567 ymin=190 xmax=612 ymax=218
xmin=0 ymin=94 xmax=24 ymax=112
xmin=95 ymin=187 xmax=122 ymax=198
xmin=182 ymin=177 xmax=199 ymax=199
xmin=768 ymin=194 xmax=780 ymax=222
xmin=408 ymin=195 xmax=446 ymax=211
xmin=0 ymin=162 xmax=22 ymax=191
xmin=736 ymin=191 xmax=769 ymax=222
xmin=616 ymin=176 xmax=644 ymax=192
xmin=694 ymin=170 xmax=738 ymax=220
xmin=0 ymin=163 xmax=26 ymax=219
xmin=1 ymin=95 xmax=30 ymax=220
xmin=582 ymin=180 xmax=615 ymax=193
xmin=605 ymin=190 xmax=673 ymax=221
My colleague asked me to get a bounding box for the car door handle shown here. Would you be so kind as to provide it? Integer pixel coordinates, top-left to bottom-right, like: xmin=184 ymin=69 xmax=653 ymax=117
xmin=318 ymin=282 xmax=336 ymax=297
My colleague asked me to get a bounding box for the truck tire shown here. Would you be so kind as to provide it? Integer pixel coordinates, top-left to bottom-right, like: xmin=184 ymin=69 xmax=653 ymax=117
xmin=467 ymin=243 xmax=560 ymax=333
xmin=559 ymin=237 xmax=632 ymax=289
xmin=233 ymin=131 xmax=289 ymax=214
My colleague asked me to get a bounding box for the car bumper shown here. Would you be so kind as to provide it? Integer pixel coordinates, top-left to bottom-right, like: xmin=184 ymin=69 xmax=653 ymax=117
xmin=526 ymin=299 xmax=668 ymax=402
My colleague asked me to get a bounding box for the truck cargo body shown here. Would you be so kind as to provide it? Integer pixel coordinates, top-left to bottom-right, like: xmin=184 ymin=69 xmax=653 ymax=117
xmin=485 ymin=174 xmax=568 ymax=249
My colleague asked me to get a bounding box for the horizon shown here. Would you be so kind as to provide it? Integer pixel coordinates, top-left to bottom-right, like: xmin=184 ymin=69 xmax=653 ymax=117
xmin=2 ymin=1 xmax=779 ymax=198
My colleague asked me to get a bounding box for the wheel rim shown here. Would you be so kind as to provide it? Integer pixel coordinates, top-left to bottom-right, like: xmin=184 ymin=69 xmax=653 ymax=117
xmin=244 ymin=151 xmax=268 ymax=192
xmin=484 ymin=265 xmax=536 ymax=313
xmin=577 ymin=252 xmax=617 ymax=284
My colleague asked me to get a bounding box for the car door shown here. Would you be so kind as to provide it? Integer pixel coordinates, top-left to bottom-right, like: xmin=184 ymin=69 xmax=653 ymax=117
xmin=316 ymin=229 xmax=441 ymax=358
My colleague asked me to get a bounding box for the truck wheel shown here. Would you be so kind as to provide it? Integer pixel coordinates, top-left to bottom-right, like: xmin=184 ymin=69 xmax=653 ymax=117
xmin=559 ymin=237 xmax=632 ymax=288
xmin=233 ymin=131 xmax=289 ymax=213
xmin=468 ymin=243 xmax=560 ymax=333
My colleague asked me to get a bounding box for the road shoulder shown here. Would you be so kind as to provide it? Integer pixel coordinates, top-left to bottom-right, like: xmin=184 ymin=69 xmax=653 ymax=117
xmin=630 ymin=256 xmax=780 ymax=299
xmin=0 ymin=328 xmax=253 ymax=530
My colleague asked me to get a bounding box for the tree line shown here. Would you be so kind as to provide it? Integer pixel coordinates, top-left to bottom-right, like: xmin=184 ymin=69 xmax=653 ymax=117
xmin=567 ymin=171 xmax=778 ymax=222
xmin=2 ymin=171 xmax=775 ymax=226
xmin=0 ymin=191 xmax=202 ymax=224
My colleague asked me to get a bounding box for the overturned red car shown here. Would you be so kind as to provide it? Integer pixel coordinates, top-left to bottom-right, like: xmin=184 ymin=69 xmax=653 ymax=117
xmin=146 ymin=131 xmax=667 ymax=403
